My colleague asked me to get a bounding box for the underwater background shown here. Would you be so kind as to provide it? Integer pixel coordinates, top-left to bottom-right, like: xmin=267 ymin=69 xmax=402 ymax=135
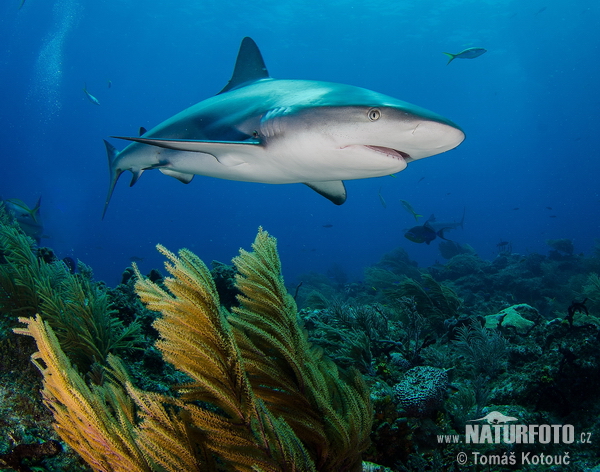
xmin=2 ymin=1 xmax=600 ymax=471
xmin=2 ymin=0 xmax=599 ymax=285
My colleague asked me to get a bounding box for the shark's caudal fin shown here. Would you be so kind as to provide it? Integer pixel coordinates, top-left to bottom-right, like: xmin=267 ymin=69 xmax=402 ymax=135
xmin=459 ymin=207 xmax=466 ymax=228
xmin=218 ymin=37 xmax=270 ymax=94
xmin=31 ymin=196 xmax=42 ymax=222
xmin=102 ymin=140 xmax=123 ymax=219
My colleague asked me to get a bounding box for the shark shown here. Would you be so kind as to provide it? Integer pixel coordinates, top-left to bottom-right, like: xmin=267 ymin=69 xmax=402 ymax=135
xmin=1 ymin=197 xmax=44 ymax=243
xmin=102 ymin=37 xmax=465 ymax=217
xmin=404 ymin=209 xmax=465 ymax=245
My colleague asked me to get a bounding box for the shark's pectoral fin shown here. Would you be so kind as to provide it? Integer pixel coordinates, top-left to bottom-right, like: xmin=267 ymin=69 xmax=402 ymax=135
xmin=304 ymin=181 xmax=347 ymax=205
xmin=159 ymin=168 xmax=195 ymax=184
xmin=111 ymin=136 xmax=258 ymax=167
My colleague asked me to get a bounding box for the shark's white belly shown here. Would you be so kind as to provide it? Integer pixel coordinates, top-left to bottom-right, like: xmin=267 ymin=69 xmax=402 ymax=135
xmin=161 ymin=140 xmax=408 ymax=184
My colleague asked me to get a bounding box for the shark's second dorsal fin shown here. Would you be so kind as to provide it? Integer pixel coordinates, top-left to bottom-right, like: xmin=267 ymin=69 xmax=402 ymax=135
xmin=218 ymin=37 xmax=270 ymax=94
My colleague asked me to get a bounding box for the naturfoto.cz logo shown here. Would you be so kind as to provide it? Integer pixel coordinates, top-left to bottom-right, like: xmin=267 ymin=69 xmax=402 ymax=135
xmin=466 ymin=411 xmax=576 ymax=445
xmin=442 ymin=411 xmax=591 ymax=467
xmin=436 ymin=411 xmax=591 ymax=446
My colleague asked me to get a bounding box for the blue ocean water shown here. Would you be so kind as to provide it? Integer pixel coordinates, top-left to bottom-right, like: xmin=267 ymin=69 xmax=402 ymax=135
xmin=1 ymin=0 xmax=599 ymax=286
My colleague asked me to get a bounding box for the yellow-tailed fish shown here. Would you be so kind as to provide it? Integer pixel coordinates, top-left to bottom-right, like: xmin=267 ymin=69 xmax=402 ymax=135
xmin=400 ymin=199 xmax=423 ymax=222
xmin=378 ymin=187 xmax=387 ymax=208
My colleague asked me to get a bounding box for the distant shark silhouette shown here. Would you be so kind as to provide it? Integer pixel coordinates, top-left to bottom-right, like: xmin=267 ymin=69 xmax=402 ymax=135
xmin=1 ymin=197 xmax=44 ymax=244
xmin=469 ymin=411 xmax=518 ymax=425
xmin=103 ymin=37 xmax=465 ymax=217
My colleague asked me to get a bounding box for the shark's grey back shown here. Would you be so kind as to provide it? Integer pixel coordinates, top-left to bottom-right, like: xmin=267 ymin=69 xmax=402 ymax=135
xmin=218 ymin=37 xmax=270 ymax=94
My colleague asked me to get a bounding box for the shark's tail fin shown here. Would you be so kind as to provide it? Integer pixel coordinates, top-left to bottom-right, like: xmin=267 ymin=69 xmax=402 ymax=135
xmin=102 ymin=140 xmax=123 ymax=219
xmin=459 ymin=207 xmax=466 ymax=229
xmin=31 ymin=196 xmax=42 ymax=222
xmin=442 ymin=52 xmax=456 ymax=65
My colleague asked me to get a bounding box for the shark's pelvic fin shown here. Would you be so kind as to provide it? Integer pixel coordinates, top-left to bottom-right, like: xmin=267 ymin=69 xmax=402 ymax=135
xmin=159 ymin=168 xmax=195 ymax=184
xmin=304 ymin=181 xmax=347 ymax=205
xmin=129 ymin=169 xmax=145 ymax=187
xmin=218 ymin=37 xmax=270 ymax=94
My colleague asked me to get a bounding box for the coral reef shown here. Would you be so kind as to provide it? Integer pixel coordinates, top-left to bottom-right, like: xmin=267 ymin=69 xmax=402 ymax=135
xmin=14 ymin=229 xmax=373 ymax=471
xmin=393 ymin=366 xmax=449 ymax=418
xmin=437 ymin=240 xmax=476 ymax=260
xmin=3 ymin=200 xmax=600 ymax=470
xmin=0 ymin=205 xmax=143 ymax=373
xmin=484 ymin=303 xmax=540 ymax=334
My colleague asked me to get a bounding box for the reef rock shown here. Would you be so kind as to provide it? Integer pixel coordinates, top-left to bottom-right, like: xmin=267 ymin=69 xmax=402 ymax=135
xmin=485 ymin=304 xmax=541 ymax=334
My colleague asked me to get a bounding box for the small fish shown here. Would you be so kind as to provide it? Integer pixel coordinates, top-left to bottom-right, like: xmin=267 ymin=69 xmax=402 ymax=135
xmin=400 ymin=199 xmax=423 ymax=222
xmin=322 ymin=224 xmax=333 ymax=228
xmin=107 ymin=80 xmax=112 ymax=89
xmin=512 ymin=207 xmax=520 ymax=210
xmin=536 ymin=6 xmax=547 ymax=14
xmin=549 ymin=215 xmax=557 ymax=218
xmin=417 ymin=176 xmax=425 ymax=183
xmin=83 ymin=83 xmax=100 ymax=105
xmin=443 ymin=47 xmax=487 ymax=65
xmin=378 ymin=187 xmax=387 ymax=208
xmin=546 ymin=206 xmax=552 ymax=210
xmin=18 ymin=0 xmax=26 ymax=9
xmin=129 ymin=256 xmax=144 ymax=262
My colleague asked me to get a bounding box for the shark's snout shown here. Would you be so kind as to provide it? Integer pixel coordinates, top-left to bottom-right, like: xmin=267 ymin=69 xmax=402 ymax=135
xmin=406 ymin=119 xmax=465 ymax=160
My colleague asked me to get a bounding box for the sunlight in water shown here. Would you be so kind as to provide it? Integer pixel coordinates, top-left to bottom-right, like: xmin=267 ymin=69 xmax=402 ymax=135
xmin=29 ymin=0 xmax=82 ymax=123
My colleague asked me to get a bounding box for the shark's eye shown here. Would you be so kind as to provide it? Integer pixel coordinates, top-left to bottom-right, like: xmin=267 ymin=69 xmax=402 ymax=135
xmin=367 ymin=108 xmax=381 ymax=121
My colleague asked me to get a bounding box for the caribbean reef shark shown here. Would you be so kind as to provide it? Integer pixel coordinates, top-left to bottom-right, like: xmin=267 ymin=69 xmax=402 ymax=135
xmin=103 ymin=37 xmax=465 ymax=217
xmin=404 ymin=210 xmax=465 ymax=245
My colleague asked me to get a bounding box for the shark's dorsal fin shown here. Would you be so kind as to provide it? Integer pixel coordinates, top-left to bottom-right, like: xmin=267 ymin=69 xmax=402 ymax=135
xmin=218 ymin=37 xmax=270 ymax=94
xmin=139 ymin=127 xmax=147 ymax=136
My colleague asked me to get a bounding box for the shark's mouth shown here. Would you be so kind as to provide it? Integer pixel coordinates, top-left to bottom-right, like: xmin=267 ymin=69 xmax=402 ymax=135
xmin=364 ymin=145 xmax=411 ymax=161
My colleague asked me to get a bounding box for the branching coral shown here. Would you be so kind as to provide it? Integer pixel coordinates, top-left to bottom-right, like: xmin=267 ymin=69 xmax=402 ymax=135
xmin=582 ymin=273 xmax=600 ymax=316
xmin=0 ymin=205 xmax=142 ymax=373
xmin=453 ymin=319 xmax=508 ymax=379
xmin=304 ymin=300 xmax=393 ymax=373
xmin=386 ymin=274 xmax=462 ymax=334
xmin=15 ymin=228 xmax=372 ymax=471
